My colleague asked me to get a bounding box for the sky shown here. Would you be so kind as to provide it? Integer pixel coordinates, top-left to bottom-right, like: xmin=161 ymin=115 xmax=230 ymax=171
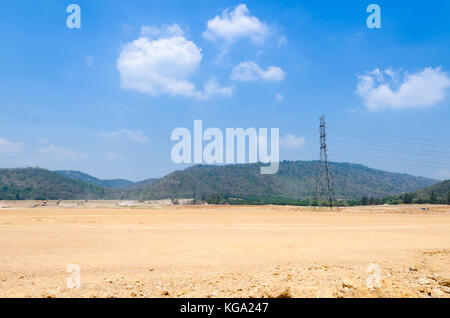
xmin=0 ymin=0 xmax=449 ymax=181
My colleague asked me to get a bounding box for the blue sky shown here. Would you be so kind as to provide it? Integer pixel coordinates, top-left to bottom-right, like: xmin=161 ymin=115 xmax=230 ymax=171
xmin=0 ymin=0 xmax=449 ymax=181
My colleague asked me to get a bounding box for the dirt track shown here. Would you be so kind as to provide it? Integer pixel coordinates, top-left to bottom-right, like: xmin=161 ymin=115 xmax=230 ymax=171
xmin=0 ymin=203 xmax=449 ymax=298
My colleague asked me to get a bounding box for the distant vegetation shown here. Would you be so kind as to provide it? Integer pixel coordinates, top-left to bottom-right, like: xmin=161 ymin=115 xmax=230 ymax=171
xmin=56 ymin=170 xmax=134 ymax=188
xmin=369 ymin=179 xmax=450 ymax=205
xmin=116 ymin=161 xmax=436 ymax=201
xmin=0 ymin=168 xmax=107 ymax=200
xmin=0 ymin=162 xmax=444 ymax=205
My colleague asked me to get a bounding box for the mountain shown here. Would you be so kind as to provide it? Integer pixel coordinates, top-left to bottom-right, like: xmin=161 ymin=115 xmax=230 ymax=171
xmin=411 ymin=179 xmax=450 ymax=203
xmin=123 ymin=178 xmax=158 ymax=188
xmin=118 ymin=161 xmax=437 ymax=201
xmin=0 ymin=162 xmax=438 ymax=202
xmin=56 ymin=170 xmax=134 ymax=188
xmin=0 ymin=168 xmax=108 ymax=200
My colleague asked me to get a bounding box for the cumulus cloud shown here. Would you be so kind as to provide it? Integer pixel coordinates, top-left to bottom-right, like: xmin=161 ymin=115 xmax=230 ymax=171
xmin=356 ymin=67 xmax=450 ymax=111
xmin=100 ymin=129 xmax=149 ymax=143
xmin=280 ymin=135 xmax=305 ymax=149
xmin=231 ymin=61 xmax=285 ymax=82
xmin=203 ymin=4 xmax=269 ymax=44
xmin=0 ymin=138 xmax=25 ymax=153
xmin=117 ymin=24 xmax=231 ymax=99
xmin=117 ymin=34 xmax=201 ymax=97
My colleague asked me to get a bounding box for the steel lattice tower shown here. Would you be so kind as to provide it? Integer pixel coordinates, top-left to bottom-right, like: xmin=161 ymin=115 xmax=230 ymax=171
xmin=314 ymin=115 xmax=337 ymax=210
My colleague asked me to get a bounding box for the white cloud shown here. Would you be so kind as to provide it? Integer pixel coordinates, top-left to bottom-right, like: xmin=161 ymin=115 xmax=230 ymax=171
xmin=37 ymin=144 xmax=87 ymax=158
xmin=0 ymin=138 xmax=25 ymax=153
xmin=140 ymin=24 xmax=185 ymax=38
xmin=435 ymin=169 xmax=450 ymax=180
xmin=202 ymin=77 xmax=233 ymax=98
xmin=280 ymin=135 xmax=305 ymax=149
xmin=231 ymin=61 xmax=285 ymax=82
xmin=356 ymin=67 xmax=450 ymax=111
xmin=100 ymin=129 xmax=149 ymax=143
xmin=101 ymin=152 xmax=124 ymax=160
xmin=203 ymin=4 xmax=269 ymax=44
xmin=117 ymin=24 xmax=231 ymax=99
xmin=117 ymin=35 xmax=200 ymax=97
xmin=35 ymin=138 xmax=87 ymax=158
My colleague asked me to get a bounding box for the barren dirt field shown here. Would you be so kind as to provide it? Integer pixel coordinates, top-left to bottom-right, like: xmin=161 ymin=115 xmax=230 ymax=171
xmin=0 ymin=202 xmax=449 ymax=298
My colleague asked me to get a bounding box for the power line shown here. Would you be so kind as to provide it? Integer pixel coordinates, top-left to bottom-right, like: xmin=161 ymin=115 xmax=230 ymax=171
xmin=328 ymin=141 xmax=450 ymax=159
xmin=330 ymin=151 xmax=449 ymax=169
xmin=327 ymin=136 xmax=450 ymax=155
xmin=328 ymin=128 xmax=450 ymax=146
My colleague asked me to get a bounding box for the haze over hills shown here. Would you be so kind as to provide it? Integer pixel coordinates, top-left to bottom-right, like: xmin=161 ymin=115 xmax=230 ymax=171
xmin=0 ymin=161 xmax=439 ymax=201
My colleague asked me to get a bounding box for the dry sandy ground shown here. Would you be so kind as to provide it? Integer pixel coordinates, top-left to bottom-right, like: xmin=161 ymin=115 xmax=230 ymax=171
xmin=0 ymin=203 xmax=449 ymax=298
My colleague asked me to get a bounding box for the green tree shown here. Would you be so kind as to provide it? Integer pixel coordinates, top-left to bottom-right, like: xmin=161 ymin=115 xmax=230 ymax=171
xmin=362 ymin=196 xmax=369 ymax=205
xmin=402 ymin=193 xmax=414 ymax=204
xmin=430 ymin=191 xmax=436 ymax=204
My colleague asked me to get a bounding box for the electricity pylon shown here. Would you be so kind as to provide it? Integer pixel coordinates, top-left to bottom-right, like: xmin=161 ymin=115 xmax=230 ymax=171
xmin=314 ymin=115 xmax=337 ymax=210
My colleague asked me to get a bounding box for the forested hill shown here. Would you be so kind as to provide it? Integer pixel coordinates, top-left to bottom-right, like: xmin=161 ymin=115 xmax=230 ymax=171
xmin=411 ymin=179 xmax=450 ymax=203
xmin=116 ymin=161 xmax=437 ymax=201
xmin=0 ymin=162 xmax=437 ymax=201
xmin=0 ymin=168 xmax=108 ymax=200
xmin=56 ymin=170 xmax=134 ymax=188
